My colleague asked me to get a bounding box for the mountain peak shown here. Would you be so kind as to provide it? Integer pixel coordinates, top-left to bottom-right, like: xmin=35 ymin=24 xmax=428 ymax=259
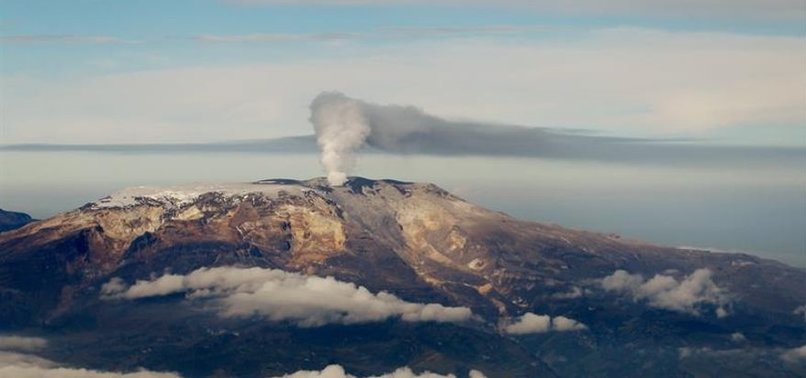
xmin=90 ymin=177 xmax=448 ymax=210
xmin=1 ymin=177 xmax=805 ymax=377
xmin=255 ymin=176 xmax=413 ymax=191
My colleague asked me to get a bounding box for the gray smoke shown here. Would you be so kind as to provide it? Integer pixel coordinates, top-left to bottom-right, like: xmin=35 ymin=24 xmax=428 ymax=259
xmin=308 ymin=92 xmax=803 ymax=178
xmin=309 ymin=92 xmax=371 ymax=186
xmin=10 ymin=93 xmax=799 ymax=168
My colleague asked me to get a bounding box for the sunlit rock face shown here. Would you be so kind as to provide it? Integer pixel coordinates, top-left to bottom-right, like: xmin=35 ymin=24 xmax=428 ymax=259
xmin=1 ymin=177 xmax=805 ymax=377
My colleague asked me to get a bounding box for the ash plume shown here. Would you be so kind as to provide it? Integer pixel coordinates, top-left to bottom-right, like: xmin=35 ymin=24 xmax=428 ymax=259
xmin=309 ymin=92 xmax=371 ymax=186
xmin=306 ymin=91 xmax=804 ymax=177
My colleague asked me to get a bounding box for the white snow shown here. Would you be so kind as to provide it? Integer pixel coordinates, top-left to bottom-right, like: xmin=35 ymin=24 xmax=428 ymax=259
xmin=467 ymin=258 xmax=485 ymax=270
xmin=92 ymin=182 xmax=315 ymax=209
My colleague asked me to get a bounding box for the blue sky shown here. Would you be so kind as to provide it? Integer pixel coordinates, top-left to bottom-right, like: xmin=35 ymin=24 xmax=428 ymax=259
xmin=1 ymin=0 xmax=805 ymax=144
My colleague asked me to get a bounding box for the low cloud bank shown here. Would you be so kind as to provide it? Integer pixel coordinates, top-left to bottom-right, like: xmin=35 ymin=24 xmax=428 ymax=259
xmin=0 ymin=336 xmax=179 ymax=378
xmin=601 ymin=268 xmax=729 ymax=316
xmin=503 ymin=312 xmax=587 ymax=335
xmin=781 ymin=345 xmax=806 ymax=364
xmin=794 ymin=305 xmax=806 ymax=322
xmin=0 ymin=336 xmax=48 ymax=352
xmin=274 ymin=364 xmax=487 ymax=378
xmin=0 ymin=363 xmax=181 ymax=378
xmin=102 ymin=267 xmax=473 ymax=327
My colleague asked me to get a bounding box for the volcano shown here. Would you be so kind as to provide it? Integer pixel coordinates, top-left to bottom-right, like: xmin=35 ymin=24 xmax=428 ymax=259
xmin=0 ymin=177 xmax=804 ymax=377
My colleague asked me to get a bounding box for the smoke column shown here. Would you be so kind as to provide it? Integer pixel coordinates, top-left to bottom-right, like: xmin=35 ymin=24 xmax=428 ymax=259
xmin=307 ymin=91 xmax=786 ymax=183
xmin=309 ymin=92 xmax=371 ymax=186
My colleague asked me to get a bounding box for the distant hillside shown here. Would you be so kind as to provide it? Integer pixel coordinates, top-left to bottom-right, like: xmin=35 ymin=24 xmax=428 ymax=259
xmin=0 ymin=208 xmax=33 ymax=232
xmin=0 ymin=178 xmax=804 ymax=377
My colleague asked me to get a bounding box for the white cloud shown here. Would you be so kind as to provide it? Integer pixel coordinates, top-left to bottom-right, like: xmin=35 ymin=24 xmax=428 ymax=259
xmin=601 ymin=268 xmax=729 ymax=316
xmin=0 ymin=364 xmax=181 ymax=378
xmin=194 ymin=26 xmax=535 ymax=44
xmin=601 ymin=270 xmax=644 ymax=292
xmin=272 ymin=364 xmax=487 ymax=378
xmin=227 ymin=0 xmax=804 ymax=20
xmin=102 ymin=267 xmax=473 ymax=327
xmin=195 ymin=32 xmax=357 ymax=43
xmin=100 ymin=277 xmax=128 ymax=296
xmin=502 ymin=312 xmax=587 ymax=334
xmin=0 ymin=351 xmax=56 ymax=369
xmin=0 ymin=348 xmax=180 ymax=378
xmin=0 ymin=35 xmax=138 ymax=44
xmin=0 ymin=336 xmax=48 ymax=352
xmin=4 ymin=28 xmax=804 ymax=144
xmin=551 ymin=316 xmax=588 ymax=331
xmin=794 ymin=305 xmax=806 ymax=322
xmin=0 ymin=335 xmax=179 ymax=376
xmin=781 ymin=345 xmax=806 ymax=364
xmin=551 ymin=286 xmax=584 ymax=299
xmin=730 ymin=332 xmax=746 ymax=342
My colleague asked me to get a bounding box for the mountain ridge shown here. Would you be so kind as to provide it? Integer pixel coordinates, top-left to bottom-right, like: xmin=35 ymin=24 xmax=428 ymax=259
xmin=0 ymin=177 xmax=804 ymax=377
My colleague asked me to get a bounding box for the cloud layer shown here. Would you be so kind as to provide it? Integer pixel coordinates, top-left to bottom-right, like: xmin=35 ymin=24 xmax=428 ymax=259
xmin=0 ymin=363 xmax=181 ymax=378
xmin=0 ymin=336 xmax=180 ymax=378
xmin=5 ymin=28 xmax=803 ymax=144
xmin=601 ymin=268 xmax=729 ymax=316
xmin=0 ymin=336 xmax=48 ymax=352
xmin=503 ymin=313 xmax=587 ymax=334
xmin=229 ymin=0 xmax=804 ymax=20
xmin=781 ymin=345 xmax=806 ymax=364
xmin=274 ymin=364 xmax=487 ymax=378
xmin=0 ymin=35 xmax=138 ymax=45
xmin=102 ymin=267 xmax=473 ymax=327
xmin=302 ymin=91 xmax=804 ymax=173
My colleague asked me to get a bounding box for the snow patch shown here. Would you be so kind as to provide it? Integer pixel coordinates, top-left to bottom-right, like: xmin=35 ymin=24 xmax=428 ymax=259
xmin=467 ymin=258 xmax=485 ymax=270
xmin=92 ymin=182 xmax=315 ymax=209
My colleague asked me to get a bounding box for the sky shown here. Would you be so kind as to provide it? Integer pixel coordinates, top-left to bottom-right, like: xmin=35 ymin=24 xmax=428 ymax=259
xmin=1 ymin=0 xmax=805 ymax=145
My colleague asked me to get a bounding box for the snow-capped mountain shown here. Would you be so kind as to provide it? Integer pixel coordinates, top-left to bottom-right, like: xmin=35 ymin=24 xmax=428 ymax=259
xmin=1 ymin=177 xmax=804 ymax=377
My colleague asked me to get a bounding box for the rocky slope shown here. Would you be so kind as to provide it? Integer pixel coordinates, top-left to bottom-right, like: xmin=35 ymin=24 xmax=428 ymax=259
xmin=0 ymin=177 xmax=804 ymax=377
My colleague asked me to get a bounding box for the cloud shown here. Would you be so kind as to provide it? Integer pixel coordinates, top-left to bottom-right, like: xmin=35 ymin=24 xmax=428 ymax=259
xmin=0 ymin=363 xmax=181 ymax=378
xmin=794 ymin=305 xmax=806 ymax=322
xmin=731 ymin=332 xmax=746 ymax=342
xmin=0 ymin=35 xmax=138 ymax=45
xmin=194 ymin=25 xmax=544 ymax=44
xmin=679 ymin=345 xmax=806 ymax=369
xmin=781 ymin=345 xmax=806 ymax=364
xmin=0 ymin=338 xmax=180 ymax=378
xmin=102 ymin=267 xmax=473 ymax=327
xmin=502 ymin=312 xmax=587 ymax=334
xmin=195 ymin=32 xmax=358 ymax=43
xmin=100 ymin=277 xmax=128 ymax=296
xmin=0 ymin=351 xmax=57 ymax=370
xmin=551 ymin=316 xmax=587 ymax=331
xmin=601 ymin=268 xmax=729 ymax=316
xmin=0 ymin=336 xmax=48 ymax=352
xmin=273 ymin=364 xmax=487 ymax=378
xmin=551 ymin=286 xmax=584 ymax=299
xmin=225 ymin=0 xmax=804 ymax=20
xmin=303 ymin=91 xmax=806 ymax=172
xmin=4 ymin=28 xmax=803 ymax=145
